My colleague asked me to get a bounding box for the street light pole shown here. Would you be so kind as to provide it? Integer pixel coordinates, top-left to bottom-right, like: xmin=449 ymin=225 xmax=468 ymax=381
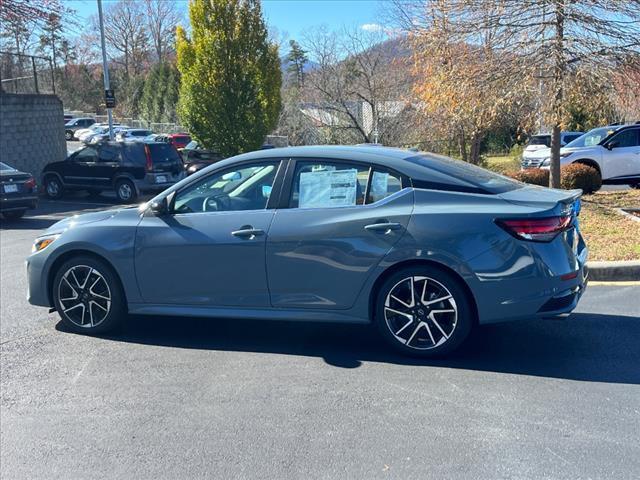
xmin=97 ymin=0 xmax=114 ymax=140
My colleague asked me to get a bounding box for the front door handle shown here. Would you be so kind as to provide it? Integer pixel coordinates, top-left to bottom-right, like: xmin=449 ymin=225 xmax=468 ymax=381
xmin=364 ymin=222 xmax=402 ymax=233
xmin=231 ymin=226 xmax=264 ymax=239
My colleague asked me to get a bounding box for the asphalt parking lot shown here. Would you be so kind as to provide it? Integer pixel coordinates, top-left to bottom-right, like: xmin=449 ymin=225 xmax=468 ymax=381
xmin=1 ymin=199 xmax=640 ymax=479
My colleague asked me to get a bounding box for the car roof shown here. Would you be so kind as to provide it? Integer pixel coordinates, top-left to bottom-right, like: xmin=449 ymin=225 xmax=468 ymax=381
xmin=221 ymin=145 xmax=449 ymax=180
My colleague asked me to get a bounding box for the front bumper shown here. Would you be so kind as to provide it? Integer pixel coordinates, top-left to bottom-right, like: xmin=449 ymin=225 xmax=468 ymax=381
xmin=0 ymin=195 xmax=38 ymax=212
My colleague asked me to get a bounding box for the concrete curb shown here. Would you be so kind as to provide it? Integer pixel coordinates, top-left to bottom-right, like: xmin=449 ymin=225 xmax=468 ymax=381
xmin=587 ymin=260 xmax=640 ymax=281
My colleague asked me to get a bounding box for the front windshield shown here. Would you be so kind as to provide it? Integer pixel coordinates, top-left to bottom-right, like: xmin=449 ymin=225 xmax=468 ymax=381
xmin=528 ymin=135 xmax=551 ymax=147
xmin=565 ymin=127 xmax=619 ymax=148
xmin=0 ymin=162 xmax=16 ymax=171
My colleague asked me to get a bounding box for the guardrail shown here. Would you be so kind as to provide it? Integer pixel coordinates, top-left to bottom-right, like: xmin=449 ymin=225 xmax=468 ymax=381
xmin=0 ymin=51 xmax=55 ymax=95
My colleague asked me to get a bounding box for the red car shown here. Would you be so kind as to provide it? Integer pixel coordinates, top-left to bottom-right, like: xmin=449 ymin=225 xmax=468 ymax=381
xmin=157 ymin=133 xmax=192 ymax=149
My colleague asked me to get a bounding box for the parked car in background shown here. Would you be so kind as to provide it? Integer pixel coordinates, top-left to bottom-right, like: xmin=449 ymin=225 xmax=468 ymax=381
xmin=63 ymin=114 xmax=74 ymax=123
xmin=75 ymin=122 xmax=121 ymax=141
xmin=156 ymin=133 xmax=192 ymax=149
xmin=524 ymin=124 xmax=640 ymax=188
xmin=521 ymin=131 xmax=583 ymax=165
xmin=42 ymin=141 xmax=185 ymax=202
xmin=179 ymin=140 xmax=224 ymax=175
xmin=115 ymin=129 xmax=153 ymax=142
xmin=86 ymin=126 xmax=131 ymax=144
xmin=0 ymin=162 xmax=38 ymax=219
xmin=64 ymin=117 xmax=96 ymax=140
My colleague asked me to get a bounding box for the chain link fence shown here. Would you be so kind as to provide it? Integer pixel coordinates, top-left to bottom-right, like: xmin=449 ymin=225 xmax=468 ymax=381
xmin=0 ymin=51 xmax=55 ymax=95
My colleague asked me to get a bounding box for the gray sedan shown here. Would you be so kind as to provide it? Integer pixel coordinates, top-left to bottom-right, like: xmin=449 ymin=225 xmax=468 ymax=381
xmin=26 ymin=146 xmax=588 ymax=356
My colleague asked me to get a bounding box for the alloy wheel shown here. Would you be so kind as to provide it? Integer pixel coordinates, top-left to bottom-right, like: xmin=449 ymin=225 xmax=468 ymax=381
xmin=57 ymin=265 xmax=112 ymax=328
xmin=46 ymin=179 xmax=60 ymax=197
xmin=118 ymin=183 xmax=133 ymax=201
xmin=384 ymin=275 xmax=457 ymax=350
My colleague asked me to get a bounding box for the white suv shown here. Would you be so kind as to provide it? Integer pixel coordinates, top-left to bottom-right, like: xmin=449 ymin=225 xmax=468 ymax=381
xmin=521 ymin=131 xmax=583 ymax=166
xmin=523 ymin=125 xmax=640 ymax=189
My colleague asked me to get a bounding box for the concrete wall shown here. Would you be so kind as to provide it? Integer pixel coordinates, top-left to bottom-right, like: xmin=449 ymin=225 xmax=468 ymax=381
xmin=0 ymin=93 xmax=66 ymax=177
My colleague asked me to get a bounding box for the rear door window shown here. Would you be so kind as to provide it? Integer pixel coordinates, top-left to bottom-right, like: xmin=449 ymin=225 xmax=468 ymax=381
xmin=367 ymin=170 xmax=403 ymax=204
xmin=609 ymin=128 xmax=640 ymax=148
xmin=74 ymin=147 xmax=99 ymax=163
xmin=289 ymin=161 xmax=370 ymax=208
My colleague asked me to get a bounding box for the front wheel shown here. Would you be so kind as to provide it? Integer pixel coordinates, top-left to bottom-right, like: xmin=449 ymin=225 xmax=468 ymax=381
xmin=53 ymin=256 xmax=126 ymax=334
xmin=44 ymin=176 xmax=64 ymax=199
xmin=375 ymin=266 xmax=474 ymax=357
xmin=65 ymin=130 xmax=73 ymax=140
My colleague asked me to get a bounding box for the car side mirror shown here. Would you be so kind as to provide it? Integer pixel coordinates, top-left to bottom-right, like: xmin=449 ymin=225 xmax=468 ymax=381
xmin=148 ymin=197 xmax=168 ymax=215
xmin=606 ymin=141 xmax=619 ymax=150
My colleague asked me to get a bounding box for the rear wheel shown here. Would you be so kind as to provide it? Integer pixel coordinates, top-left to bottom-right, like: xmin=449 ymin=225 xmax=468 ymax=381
xmin=2 ymin=209 xmax=26 ymax=220
xmin=52 ymin=256 xmax=126 ymax=334
xmin=375 ymin=266 xmax=473 ymax=357
xmin=115 ymin=179 xmax=137 ymax=203
xmin=65 ymin=130 xmax=73 ymax=140
xmin=44 ymin=176 xmax=64 ymax=199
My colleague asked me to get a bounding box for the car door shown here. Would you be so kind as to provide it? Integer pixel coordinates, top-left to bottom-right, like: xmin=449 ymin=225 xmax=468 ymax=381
xmin=134 ymin=159 xmax=284 ymax=306
xmin=64 ymin=146 xmax=99 ymax=186
xmin=603 ymin=127 xmax=640 ymax=180
xmin=91 ymin=144 xmax=121 ymax=187
xmin=266 ymin=159 xmax=414 ymax=310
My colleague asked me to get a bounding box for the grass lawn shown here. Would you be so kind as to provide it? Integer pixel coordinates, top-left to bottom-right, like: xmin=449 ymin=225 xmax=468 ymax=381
xmin=580 ymin=190 xmax=640 ymax=261
xmin=485 ymin=155 xmax=520 ymax=174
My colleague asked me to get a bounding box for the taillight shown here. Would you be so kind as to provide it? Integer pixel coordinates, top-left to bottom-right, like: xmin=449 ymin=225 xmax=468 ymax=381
xmin=496 ymin=216 xmax=572 ymax=242
xmin=144 ymin=144 xmax=153 ymax=172
xmin=24 ymin=177 xmax=36 ymax=191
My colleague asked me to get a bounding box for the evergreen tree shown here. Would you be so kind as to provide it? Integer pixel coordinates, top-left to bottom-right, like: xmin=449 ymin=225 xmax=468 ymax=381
xmin=286 ymin=40 xmax=307 ymax=89
xmin=176 ymin=0 xmax=281 ymax=156
xmin=140 ymin=62 xmax=181 ymax=123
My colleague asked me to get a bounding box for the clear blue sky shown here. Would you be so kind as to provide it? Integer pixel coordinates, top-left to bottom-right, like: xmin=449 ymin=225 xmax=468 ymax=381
xmin=66 ymin=0 xmax=388 ymax=41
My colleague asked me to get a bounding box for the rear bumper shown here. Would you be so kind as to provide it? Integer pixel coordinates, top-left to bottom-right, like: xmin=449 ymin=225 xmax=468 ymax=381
xmin=134 ymin=172 xmax=185 ymax=194
xmin=0 ymin=195 xmax=38 ymax=211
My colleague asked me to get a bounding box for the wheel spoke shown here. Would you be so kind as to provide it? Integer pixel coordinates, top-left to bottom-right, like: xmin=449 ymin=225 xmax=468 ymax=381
xmin=88 ymin=303 xmax=95 ymax=327
xmin=421 ymin=279 xmax=428 ymax=303
xmin=429 ymin=312 xmax=450 ymax=339
xmin=408 ymin=277 xmax=416 ymax=307
xmin=385 ymin=307 xmax=413 ymax=321
xmin=90 ymin=300 xmax=108 ymax=312
xmin=423 ymin=321 xmax=436 ymax=345
xmin=394 ymin=317 xmax=413 ymax=336
xmin=423 ymin=295 xmax=452 ymax=307
xmin=405 ymin=322 xmax=423 ymax=346
xmin=63 ymin=302 xmax=83 ymax=314
xmin=390 ymin=294 xmax=411 ymax=308
xmin=62 ymin=276 xmax=78 ymax=295
xmin=69 ymin=270 xmax=83 ymax=290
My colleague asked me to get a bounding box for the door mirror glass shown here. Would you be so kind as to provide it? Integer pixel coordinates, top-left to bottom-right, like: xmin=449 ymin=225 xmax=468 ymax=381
xmin=607 ymin=141 xmax=619 ymax=150
xmin=148 ymin=197 xmax=167 ymax=215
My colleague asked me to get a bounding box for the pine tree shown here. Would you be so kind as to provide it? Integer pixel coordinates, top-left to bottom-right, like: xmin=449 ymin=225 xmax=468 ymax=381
xmin=286 ymin=40 xmax=308 ymax=89
xmin=176 ymin=0 xmax=281 ymax=156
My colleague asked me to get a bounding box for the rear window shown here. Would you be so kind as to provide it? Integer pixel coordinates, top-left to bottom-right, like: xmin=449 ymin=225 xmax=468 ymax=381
xmin=147 ymin=143 xmax=182 ymax=163
xmin=406 ymin=154 xmax=523 ymax=194
xmin=528 ymin=135 xmax=551 ymax=147
xmin=0 ymin=162 xmax=16 ymax=171
xmin=173 ymin=135 xmax=191 ymax=143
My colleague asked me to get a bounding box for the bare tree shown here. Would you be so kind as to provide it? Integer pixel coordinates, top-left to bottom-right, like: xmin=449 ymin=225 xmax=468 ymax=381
xmin=92 ymin=0 xmax=150 ymax=78
xmin=302 ymin=27 xmax=412 ymax=144
xmin=144 ymin=0 xmax=182 ymax=62
xmin=393 ymin=0 xmax=640 ymax=187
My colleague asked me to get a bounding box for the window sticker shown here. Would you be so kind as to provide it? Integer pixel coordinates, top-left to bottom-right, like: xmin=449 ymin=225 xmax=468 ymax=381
xmin=370 ymin=172 xmax=389 ymax=201
xmin=299 ymin=168 xmax=358 ymax=208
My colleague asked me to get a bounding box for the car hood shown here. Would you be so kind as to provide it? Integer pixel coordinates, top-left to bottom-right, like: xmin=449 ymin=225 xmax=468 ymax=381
xmin=44 ymin=207 xmax=141 ymax=235
xmin=524 ymin=144 xmax=549 ymax=153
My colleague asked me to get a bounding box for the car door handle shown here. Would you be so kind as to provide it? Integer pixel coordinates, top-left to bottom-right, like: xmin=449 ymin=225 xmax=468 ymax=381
xmin=231 ymin=227 xmax=264 ymax=239
xmin=364 ymin=222 xmax=402 ymax=233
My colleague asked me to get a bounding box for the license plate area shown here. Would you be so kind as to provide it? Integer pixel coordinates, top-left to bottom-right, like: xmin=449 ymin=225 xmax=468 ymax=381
xmin=3 ymin=184 xmax=18 ymax=193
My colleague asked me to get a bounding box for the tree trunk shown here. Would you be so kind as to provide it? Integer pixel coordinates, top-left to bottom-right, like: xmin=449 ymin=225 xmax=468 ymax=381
xmin=469 ymin=133 xmax=482 ymax=165
xmin=549 ymin=0 xmax=565 ymax=189
xmin=458 ymin=128 xmax=468 ymax=162
xmin=549 ymin=123 xmax=562 ymax=188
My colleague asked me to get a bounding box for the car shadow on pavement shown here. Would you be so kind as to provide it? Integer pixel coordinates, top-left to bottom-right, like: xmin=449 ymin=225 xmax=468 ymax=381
xmin=57 ymin=312 xmax=640 ymax=384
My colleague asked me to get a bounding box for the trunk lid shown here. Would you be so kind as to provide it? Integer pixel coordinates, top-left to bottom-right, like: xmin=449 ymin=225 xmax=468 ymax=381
xmin=499 ymin=185 xmax=581 ymax=211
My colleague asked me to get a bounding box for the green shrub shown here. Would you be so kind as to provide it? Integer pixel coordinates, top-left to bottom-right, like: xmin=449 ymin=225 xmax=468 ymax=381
xmin=508 ymin=168 xmax=549 ymax=186
xmin=560 ymin=163 xmax=602 ymax=193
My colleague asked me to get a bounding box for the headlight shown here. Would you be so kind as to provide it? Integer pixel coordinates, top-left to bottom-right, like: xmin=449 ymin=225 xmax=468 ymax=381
xmin=541 ymin=157 xmax=550 ymax=166
xmin=32 ymin=234 xmax=60 ymax=253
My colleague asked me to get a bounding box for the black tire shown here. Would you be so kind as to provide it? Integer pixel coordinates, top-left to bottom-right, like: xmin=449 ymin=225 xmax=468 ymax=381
xmin=630 ymin=183 xmax=640 ymax=190
xmin=52 ymin=255 xmax=126 ymax=335
xmin=2 ymin=209 xmax=26 ymax=220
xmin=44 ymin=175 xmax=64 ymax=199
xmin=374 ymin=265 xmax=474 ymax=357
xmin=115 ymin=179 xmax=137 ymax=203
xmin=65 ymin=130 xmax=73 ymax=140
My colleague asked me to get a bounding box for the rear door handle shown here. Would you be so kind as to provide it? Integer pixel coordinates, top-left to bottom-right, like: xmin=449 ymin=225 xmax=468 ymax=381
xmin=364 ymin=222 xmax=402 ymax=233
xmin=231 ymin=227 xmax=264 ymax=239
